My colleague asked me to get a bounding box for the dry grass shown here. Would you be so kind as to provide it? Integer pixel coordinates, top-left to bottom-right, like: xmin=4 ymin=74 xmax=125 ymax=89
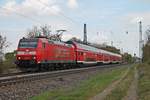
xmin=137 ymin=63 xmax=150 ymax=100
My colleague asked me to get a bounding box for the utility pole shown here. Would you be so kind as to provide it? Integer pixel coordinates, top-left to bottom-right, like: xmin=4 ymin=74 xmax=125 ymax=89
xmin=139 ymin=21 xmax=144 ymax=60
xmin=83 ymin=24 xmax=87 ymax=44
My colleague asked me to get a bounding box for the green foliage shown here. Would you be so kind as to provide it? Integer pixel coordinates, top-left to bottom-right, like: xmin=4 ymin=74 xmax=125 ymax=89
xmin=100 ymin=46 xmax=120 ymax=54
xmin=0 ymin=51 xmax=16 ymax=73
xmin=122 ymin=53 xmax=134 ymax=63
xmin=143 ymin=41 xmax=150 ymax=63
xmin=5 ymin=51 xmax=16 ymax=61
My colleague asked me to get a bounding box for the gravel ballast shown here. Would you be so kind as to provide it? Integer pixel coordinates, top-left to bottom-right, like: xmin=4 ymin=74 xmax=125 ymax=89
xmin=0 ymin=67 xmax=117 ymax=100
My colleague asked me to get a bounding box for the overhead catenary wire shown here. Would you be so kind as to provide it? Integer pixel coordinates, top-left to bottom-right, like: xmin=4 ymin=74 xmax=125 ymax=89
xmin=37 ymin=0 xmax=79 ymax=25
xmin=0 ymin=1 xmax=84 ymax=35
xmin=37 ymin=0 xmax=87 ymax=40
xmin=0 ymin=6 xmax=42 ymax=24
xmin=0 ymin=1 xmax=83 ymax=28
xmin=0 ymin=5 xmax=72 ymax=34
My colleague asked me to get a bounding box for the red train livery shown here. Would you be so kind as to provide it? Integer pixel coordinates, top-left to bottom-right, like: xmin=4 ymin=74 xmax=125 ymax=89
xmin=16 ymin=37 xmax=122 ymax=71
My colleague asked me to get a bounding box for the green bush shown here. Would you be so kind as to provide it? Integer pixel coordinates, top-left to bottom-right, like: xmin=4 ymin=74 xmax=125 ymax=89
xmin=143 ymin=41 xmax=150 ymax=63
xmin=0 ymin=51 xmax=16 ymax=73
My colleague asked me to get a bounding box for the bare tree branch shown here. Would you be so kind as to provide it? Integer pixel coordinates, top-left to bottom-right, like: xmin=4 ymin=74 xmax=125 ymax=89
xmin=0 ymin=34 xmax=9 ymax=62
xmin=26 ymin=25 xmax=65 ymax=41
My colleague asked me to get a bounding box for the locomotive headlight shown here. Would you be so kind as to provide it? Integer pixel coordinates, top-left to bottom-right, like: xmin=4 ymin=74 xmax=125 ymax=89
xmin=17 ymin=51 xmax=25 ymax=55
xmin=29 ymin=51 xmax=36 ymax=55
xmin=18 ymin=57 xmax=21 ymax=60
xmin=33 ymin=56 xmax=36 ymax=59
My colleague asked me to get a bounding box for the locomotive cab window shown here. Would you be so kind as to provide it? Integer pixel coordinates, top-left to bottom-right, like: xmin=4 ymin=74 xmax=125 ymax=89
xmin=18 ymin=39 xmax=38 ymax=48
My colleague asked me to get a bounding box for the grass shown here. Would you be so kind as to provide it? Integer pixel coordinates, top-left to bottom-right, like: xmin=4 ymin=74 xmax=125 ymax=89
xmin=104 ymin=64 xmax=135 ymax=100
xmin=31 ymin=65 xmax=129 ymax=100
xmin=137 ymin=63 xmax=150 ymax=100
xmin=0 ymin=51 xmax=16 ymax=73
xmin=0 ymin=60 xmax=16 ymax=73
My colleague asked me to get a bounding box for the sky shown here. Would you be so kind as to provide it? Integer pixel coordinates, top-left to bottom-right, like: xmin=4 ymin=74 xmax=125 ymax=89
xmin=0 ymin=0 xmax=150 ymax=56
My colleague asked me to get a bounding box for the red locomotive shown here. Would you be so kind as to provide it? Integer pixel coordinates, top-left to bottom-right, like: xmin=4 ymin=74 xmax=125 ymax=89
xmin=15 ymin=37 xmax=122 ymax=71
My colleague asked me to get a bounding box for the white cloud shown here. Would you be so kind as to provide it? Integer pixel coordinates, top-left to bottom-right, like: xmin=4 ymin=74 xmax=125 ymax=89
xmin=0 ymin=0 xmax=81 ymax=52
xmin=67 ymin=0 xmax=78 ymax=9
xmin=2 ymin=0 xmax=61 ymax=17
xmin=4 ymin=0 xmax=16 ymax=10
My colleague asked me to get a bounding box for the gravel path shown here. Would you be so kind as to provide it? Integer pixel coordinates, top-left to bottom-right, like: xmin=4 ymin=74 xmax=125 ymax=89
xmin=122 ymin=67 xmax=138 ymax=100
xmin=0 ymin=67 xmax=114 ymax=100
xmin=90 ymin=67 xmax=129 ymax=100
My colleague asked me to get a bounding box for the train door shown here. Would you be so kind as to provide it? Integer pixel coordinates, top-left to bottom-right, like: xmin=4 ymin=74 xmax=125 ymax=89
xmin=77 ymin=51 xmax=84 ymax=63
xmin=42 ymin=42 xmax=48 ymax=62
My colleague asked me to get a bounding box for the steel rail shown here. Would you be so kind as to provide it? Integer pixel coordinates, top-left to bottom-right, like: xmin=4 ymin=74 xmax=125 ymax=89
xmin=0 ymin=64 xmax=126 ymax=87
xmin=0 ymin=71 xmax=29 ymax=78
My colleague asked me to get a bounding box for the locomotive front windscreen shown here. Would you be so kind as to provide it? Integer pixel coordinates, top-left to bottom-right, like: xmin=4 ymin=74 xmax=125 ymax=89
xmin=18 ymin=39 xmax=38 ymax=48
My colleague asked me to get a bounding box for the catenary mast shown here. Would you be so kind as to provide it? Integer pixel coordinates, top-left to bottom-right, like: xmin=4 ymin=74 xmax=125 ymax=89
xmin=139 ymin=21 xmax=144 ymax=60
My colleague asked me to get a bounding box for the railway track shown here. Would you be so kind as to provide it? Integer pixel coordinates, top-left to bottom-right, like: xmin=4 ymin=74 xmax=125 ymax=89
xmin=0 ymin=64 xmax=125 ymax=87
xmin=0 ymin=71 xmax=29 ymax=78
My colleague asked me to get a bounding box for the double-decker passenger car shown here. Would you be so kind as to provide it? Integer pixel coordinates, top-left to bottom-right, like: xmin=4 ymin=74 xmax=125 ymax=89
xmin=67 ymin=41 xmax=122 ymax=64
xmin=16 ymin=37 xmax=122 ymax=71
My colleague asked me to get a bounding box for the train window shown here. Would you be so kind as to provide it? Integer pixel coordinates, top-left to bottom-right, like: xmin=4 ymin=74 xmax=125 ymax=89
xmin=19 ymin=41 xmax=37 ymax=48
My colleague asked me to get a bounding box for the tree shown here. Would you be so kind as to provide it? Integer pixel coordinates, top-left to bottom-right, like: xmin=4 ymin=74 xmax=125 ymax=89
xmin=26 ymin=25 xmax=64 ymax=41
xmin=87 ymin=42 xmax=121 ymax=54
xmin=0 ymin=34 xmax=9 ymax=73
xmin=145 ymin=26 xmax=150 ymax=42
xmin=143 ymin=43 xmax=150 ymax=62
xmin=0 ymin=34 xmax=9 ymax=62
xmin=143 ymin=38 xmax=150 ymax=63
xmin=122 ymin=53 xmax=134 ymax=63
xmin=143 ymin=27 xmax=150 ymax=63
xmin=95 ymin=45 xmax=120 ymax=54
xmin=68 ymin=37 xmax=83 ymax=43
